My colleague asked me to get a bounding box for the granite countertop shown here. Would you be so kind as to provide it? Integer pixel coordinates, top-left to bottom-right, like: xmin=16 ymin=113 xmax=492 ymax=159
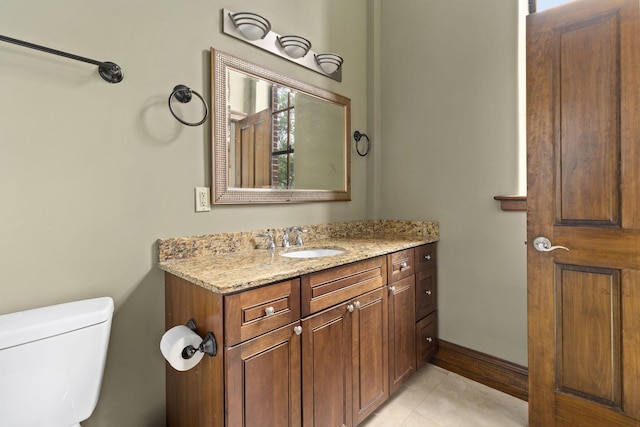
xmin=157 ymin=220 xmax=439 ymax=294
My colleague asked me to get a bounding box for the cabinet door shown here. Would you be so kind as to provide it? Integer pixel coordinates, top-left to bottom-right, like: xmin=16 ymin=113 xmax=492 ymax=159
xmin=302 ymin=303 xmax=353 ymax=427
xmin=388 ymin=276 xmax=416 ymax=395
xmin=352 ymin=287 xmax=389 ymax=425
xmin=416 ymin=311 xmax=437 ymax=370
xmin=226 ymin=322 xmax=301 ymax=427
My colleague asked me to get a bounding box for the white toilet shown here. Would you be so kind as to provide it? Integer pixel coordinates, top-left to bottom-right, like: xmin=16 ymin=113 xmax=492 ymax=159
xmin=0 ymin=297 xmax=114 ymax=427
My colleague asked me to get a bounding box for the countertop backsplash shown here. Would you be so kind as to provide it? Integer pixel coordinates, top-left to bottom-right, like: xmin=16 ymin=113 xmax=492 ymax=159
xmin=157 ymin=220 xmax=439 ymax=294
xmin=158 ymin=220 xmax=439 ymax=262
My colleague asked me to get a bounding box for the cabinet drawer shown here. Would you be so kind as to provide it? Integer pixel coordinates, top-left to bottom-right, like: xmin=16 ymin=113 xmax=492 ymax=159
xmin=387 ymin=248 xmax=415 ymax=283
xmin=301 ymin=256 xmax=386 ymax=316
xmin=416 ymin=311 xmax=437 ymax=369
xmin=415 ymin=268 xmax=437 ymax=320
xmin=415 ymin=243 xmax=437 ymax=272
xmin=224 ymin=278 xmax=301 ymax=346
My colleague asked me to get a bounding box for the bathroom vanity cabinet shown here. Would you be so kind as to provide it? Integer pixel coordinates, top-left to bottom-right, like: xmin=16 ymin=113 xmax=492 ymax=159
xmin=164 ymin=242 xmax=437 ymax=427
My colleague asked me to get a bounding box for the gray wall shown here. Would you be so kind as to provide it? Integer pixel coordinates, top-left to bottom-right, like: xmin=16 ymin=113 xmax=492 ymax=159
xmin=0 ymin=1 xmax=368 ymax=426
xmin=375 ymin=0 xmax=528 ymax=365
xmin=0 ymin=0 xmax=526 ymax=425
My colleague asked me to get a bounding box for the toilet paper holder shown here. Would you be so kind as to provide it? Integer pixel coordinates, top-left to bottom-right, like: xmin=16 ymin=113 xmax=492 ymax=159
xmin=183 ymin=319 xmax=217 ymax=359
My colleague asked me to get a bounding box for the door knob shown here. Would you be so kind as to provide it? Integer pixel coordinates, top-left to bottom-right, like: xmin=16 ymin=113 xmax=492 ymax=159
xmin=533 ymin=236 xmax=569 ymax=252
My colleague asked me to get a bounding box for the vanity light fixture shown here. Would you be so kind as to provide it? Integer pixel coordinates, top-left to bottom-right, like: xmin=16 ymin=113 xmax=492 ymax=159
xmin=222 ymin=9 xmax=343 ymax=82
xmin=228 ymin=11 xmax=271 ymax=41
xmin=277 ymin=35 xmax=312 ymax=59
xmin=315 ymin=53 xmax=344 ymax=75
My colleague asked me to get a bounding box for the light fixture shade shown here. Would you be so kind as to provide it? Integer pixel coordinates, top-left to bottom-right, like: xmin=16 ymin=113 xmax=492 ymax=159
xmin=229 ymin=12 xmax=271 ymax=41
xmin=277 ymin=35 xmax=312 ymax=59
xmin=315 ymin=53 xmax=343 ymax=75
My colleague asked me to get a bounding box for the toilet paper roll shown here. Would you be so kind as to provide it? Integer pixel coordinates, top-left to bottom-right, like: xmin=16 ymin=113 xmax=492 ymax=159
xmin=160 ymin=325 xmax=205 ymax=371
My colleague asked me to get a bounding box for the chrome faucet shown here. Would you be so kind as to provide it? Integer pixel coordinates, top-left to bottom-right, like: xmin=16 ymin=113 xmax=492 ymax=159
xmin=292 ymin=226 xmax=309 ymax=246
xmin=257 ymin=230 xmax=276 ymax=251
xmin=282 ymin=227 xmax=292 ymax=249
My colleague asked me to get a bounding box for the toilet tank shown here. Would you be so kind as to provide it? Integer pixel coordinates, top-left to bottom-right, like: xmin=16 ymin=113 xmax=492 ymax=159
xmin=0 ymin=297 xmax=114 ymax=427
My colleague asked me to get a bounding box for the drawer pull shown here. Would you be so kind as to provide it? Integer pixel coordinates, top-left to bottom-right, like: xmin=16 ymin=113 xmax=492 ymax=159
xmin=265 ymin=306 xmax=275 ymax=317
xmin=294 ymin=326 xmax=302 ymax=335
xmin=399 ymin=261 xmax=409 ymax=271
xmin=425 ymin=290 xmax=432 ymax=295
xmin=424 ymin=255 xmax=431 ymax=261
xmin=426 ymin=337 xmax=433 ymax=343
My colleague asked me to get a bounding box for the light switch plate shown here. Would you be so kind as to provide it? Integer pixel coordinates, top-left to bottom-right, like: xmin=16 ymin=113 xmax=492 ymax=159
xmin=195 ymin=187 xmax=211 ymax=212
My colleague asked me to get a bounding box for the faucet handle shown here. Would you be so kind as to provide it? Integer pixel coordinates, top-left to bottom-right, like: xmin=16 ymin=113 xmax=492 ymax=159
xmin=282 ymin=227 xmax=291 ymax=249
xmin=292 ymin=227 xmax=309 ymax=246
xmin=257 ymin=231 xmax=276 ymax=250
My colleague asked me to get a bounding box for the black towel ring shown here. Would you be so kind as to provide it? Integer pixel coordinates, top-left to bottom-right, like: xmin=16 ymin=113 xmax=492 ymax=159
xmin=168 ymin=85 xmax=209 ymax=127
xmin=353 ymin=131 xmax=371 ymax=157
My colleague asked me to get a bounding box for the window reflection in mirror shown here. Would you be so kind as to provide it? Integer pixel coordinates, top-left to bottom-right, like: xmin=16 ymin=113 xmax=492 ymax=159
xmin=227 ymin=69 xmax=345 ymax=191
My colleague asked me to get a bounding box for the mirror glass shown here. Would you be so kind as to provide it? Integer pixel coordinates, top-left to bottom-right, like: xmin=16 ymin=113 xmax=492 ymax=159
xmin=211 ymin=48 xmax=351 ymax=204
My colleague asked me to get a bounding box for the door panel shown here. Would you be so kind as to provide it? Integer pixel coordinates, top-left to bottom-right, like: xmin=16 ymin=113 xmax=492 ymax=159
xmin=554 ymin=265 xmax=621 ymax=408
xmin=235 ymin=108 xmax=271 ymax=188
xmin=556 ymin=11 xmax=620 ymax=226
xmin=527 ymin=0 xmax=640 ymax=425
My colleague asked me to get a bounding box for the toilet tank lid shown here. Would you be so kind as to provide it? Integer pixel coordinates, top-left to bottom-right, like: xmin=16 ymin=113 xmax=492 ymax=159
xmin=0 ymin=297 xmax=114 ymax=350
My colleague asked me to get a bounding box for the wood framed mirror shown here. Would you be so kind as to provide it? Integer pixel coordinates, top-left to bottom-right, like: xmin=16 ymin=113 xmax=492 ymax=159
xmin=211 ymin=48 xmax=351 ymax=204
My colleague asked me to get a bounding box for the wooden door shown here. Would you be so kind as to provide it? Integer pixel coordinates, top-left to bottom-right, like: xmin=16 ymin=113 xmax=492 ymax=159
xmin=301 ymin=303 xmax=353 ymax=427
xmin=225 ymin=322 xmax=302 ymax=427
xmin=235 ymin=108 xmax=271 ymax=188
xmin=527 ymin=1 xmax=640 ymax=426
xmin=388 ymin=277 xmax=415 ymax=395
xmin=352 ymin=288 xmax=389 ymax=425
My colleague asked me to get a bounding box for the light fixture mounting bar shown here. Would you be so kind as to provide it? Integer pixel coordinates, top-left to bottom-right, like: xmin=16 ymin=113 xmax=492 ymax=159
xmin=222 ymin=9 xmax=342 ymax=82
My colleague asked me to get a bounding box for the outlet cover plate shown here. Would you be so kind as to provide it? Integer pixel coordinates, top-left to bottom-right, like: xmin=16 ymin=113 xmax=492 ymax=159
xmin=195 ymin=187 xmax=211 ymax=212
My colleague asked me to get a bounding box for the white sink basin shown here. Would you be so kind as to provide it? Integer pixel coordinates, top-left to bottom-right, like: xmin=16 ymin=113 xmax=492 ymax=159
xmin=280 ymin=248 xmax=345 ymax=259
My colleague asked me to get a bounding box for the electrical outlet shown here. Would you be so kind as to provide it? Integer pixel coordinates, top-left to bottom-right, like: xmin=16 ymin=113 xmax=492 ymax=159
xmin=195 ymin=187 xmax=211 ymax=212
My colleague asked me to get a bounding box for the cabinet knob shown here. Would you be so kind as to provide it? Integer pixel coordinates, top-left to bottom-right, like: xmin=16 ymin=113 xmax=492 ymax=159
xmin=389 ymin=286 xmax=396 ymax=293
xmin=426 ymin=337 xmax=433 ymax=343
xmin=425 ymin=290 xmax=432 ymax=295
xmin=424 ymin=255 xmax=431 ymax=260
xmin=353 ymin=301 xmax=361 ymax=309
xmin=294 ymin=326 xmax=302 ymax=335
xmin=265 ymin=306 xmax=275 ymax=317
xmin=347 ymin=304 xmax=354 ymax=313
xmin=400 ymin=261 xmax=409 ymax=271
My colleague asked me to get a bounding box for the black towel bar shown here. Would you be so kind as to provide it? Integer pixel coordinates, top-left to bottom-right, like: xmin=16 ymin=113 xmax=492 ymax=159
xmin=0 ymin=34 xmax=123 ymax=83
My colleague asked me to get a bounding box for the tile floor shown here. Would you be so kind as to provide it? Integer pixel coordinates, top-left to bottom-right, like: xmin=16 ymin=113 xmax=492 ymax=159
xmin=360 ymin=364 xmax=528 ymax=427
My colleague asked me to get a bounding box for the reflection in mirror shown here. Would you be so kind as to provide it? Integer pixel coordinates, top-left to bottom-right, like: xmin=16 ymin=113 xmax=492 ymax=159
xmin=211 ymin=48 xmax=351 ymax=204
